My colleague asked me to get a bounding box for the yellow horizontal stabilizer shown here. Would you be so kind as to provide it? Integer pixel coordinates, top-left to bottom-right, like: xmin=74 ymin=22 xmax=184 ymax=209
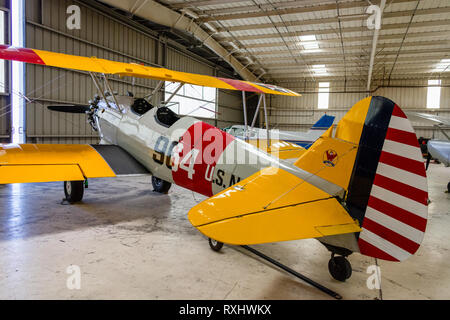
xmin=188 ymin=166 xmax=361 ymax=245
xmin=0 ymin=144 xmax=116 ymax=184
xmin=246 ymin=139 xmax=307 ymax=160
xmin=0 ymin=45 xmax=300 ymax=97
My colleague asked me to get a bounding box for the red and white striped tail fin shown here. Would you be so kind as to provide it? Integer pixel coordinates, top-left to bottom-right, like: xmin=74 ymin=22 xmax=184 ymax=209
xmin=359 ymin=106 xmax=428 ymax=261
xmin=344 ymin=97 xmax=428 ymax=262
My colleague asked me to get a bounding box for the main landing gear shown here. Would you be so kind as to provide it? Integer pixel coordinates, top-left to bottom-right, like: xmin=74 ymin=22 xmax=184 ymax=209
xmin=208 ymin=238 xmax=224 ymax=252
xmin=63 ymin=180 xmax=85 ymax=203
xmin=207 ymin=238 xmax=343 ymax=300
xmin=152 ymin=176 xmax=172 ymax=194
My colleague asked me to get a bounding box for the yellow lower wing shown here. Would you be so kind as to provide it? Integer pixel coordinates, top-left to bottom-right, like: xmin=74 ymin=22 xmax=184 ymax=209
xmin=0 ymin=144 xmax=116 ymax=184
xmin=188 ymin=166 xmax=361 ymax=245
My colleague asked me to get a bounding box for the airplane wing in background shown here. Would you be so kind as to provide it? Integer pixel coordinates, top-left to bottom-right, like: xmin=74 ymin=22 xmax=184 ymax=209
xmin=0 ymin=45 xmax=300 ymax=97
xmin=0 ymin=144 xmax=149 ymax=184
xmin=406 ymin=112 xmax=450 ymax=127
xmin=427 ymin=140 xmax=450 ymax=167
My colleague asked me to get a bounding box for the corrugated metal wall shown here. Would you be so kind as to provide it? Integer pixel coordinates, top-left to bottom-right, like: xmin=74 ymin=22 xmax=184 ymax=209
xmin=269 ymin=80 xmax=366 ymax=131
xmin=375 ymin=79 xmax=450 ymax=140
xmin=0 ymin=0 xmax=9 ymax=143
xmin=269 ymin=79 xmax=450 ymax=140
xmin=25 ymin=0 xmax=161 ymax=144
xmin=23 ymin=0 xmax=243 ymax=144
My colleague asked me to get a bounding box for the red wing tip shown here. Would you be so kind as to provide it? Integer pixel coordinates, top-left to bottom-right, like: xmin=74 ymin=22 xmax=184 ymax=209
xmin=0 ymin=45 xmax=45 ymax=65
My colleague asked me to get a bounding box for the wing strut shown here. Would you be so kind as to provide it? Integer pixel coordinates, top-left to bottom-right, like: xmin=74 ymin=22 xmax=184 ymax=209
xmin=164 ymin=82 xmax=184 ymax=105
xmin=242 ymin=92 xmax=271 ymax=149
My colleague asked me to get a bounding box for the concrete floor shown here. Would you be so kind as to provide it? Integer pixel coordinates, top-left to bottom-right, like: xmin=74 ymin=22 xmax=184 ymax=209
xmin=0 ymin=163 xmax=449 ymax=300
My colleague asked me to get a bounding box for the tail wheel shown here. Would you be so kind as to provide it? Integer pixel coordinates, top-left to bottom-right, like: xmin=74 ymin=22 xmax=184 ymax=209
xmin=152 ymin=176 xmax=172 ymax=193
xmin=328 ymin=256 xmax=352 ymax=282
xmin=208 ymin=238 xmax=223 ymax=252
xmin=64 ymin=181 xmax=84 ymax=203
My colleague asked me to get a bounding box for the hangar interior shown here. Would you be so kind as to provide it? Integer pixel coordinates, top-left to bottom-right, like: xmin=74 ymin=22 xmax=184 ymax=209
xmin=0 ymin=0 xmax=449 ymax=300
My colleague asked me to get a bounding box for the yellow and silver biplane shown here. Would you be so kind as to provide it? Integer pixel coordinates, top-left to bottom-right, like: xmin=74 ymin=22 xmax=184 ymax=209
xmin=0 ymin=45 xmax=428 ymax=285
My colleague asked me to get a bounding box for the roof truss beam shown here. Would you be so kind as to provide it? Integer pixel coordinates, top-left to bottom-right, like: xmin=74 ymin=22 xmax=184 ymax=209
xmin=196 ymin=0 xmax=416 ymax=22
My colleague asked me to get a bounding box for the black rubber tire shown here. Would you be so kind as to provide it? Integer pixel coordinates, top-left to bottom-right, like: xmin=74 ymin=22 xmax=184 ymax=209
xmin=328 ymin=256 xmax=352 ymax=282
xmin=152 ymin=176 xmax=172 ymax=193
xmin=208 ymin=238 xmax=224 ymax=252
xmin=447 ymin=182 xmax=450 ymax=193
xmin=64 ymin=181 xmax=84 ymax=203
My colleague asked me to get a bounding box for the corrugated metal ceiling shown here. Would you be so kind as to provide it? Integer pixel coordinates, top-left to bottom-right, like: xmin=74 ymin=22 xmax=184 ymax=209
xmin=157 ymin=0 xmax=450 ymax=88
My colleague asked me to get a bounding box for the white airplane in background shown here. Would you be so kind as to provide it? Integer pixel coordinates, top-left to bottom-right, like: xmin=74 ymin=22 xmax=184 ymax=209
xmin=223 ymin=114 xmax=335 ymax=149
xmin=407 ymin=112 xmax=450 ymax=191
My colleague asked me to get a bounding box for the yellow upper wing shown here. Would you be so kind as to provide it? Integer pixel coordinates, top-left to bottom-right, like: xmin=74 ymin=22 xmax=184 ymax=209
xmin=0 ymin=45 xmax=300 ymax=97
xmin=188 ymin=166 xmax=361 ymax=245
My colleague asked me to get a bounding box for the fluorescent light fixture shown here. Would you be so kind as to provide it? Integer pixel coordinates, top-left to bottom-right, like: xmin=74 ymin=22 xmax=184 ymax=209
xmin=299 ymin=35 xmax=316 ymax=41
xmin=298 ymin=35 xmax=319 ymax=50
xmin=312 ymin=65 xmax=327 ymax=73
xmin=204 ymin=22 xmax=217 ymax=33
xmin=11 ymin=0 xmax=25 ymax=144
xmin=427 ymin=79 xmax=441 ymax=109
xmin=434 ymin=59 xmax=450 ymax=72
xmin=180 ymin=8 xmax=199 ymax=19
xmin=303 ymin=43 xmax=319 ymax=50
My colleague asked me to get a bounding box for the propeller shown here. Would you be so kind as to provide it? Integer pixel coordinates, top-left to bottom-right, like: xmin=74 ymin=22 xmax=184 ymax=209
xmin=47 ymin=105 xmax=91 ymax=114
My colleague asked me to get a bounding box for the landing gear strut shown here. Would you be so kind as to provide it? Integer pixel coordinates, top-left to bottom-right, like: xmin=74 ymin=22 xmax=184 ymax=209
xmin=207 ymin=238 xmax=342 ymax=299
xmin=64 ymin=180 xmax=84 ymax=203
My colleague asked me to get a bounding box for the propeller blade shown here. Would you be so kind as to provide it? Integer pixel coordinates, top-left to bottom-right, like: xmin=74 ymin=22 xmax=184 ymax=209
xmin=47 ymin=105 xmax=90 ymax=114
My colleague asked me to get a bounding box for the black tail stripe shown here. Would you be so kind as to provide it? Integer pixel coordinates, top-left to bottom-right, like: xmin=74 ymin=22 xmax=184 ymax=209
xmin=346 ymin=96 xmax=395 ymax=229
